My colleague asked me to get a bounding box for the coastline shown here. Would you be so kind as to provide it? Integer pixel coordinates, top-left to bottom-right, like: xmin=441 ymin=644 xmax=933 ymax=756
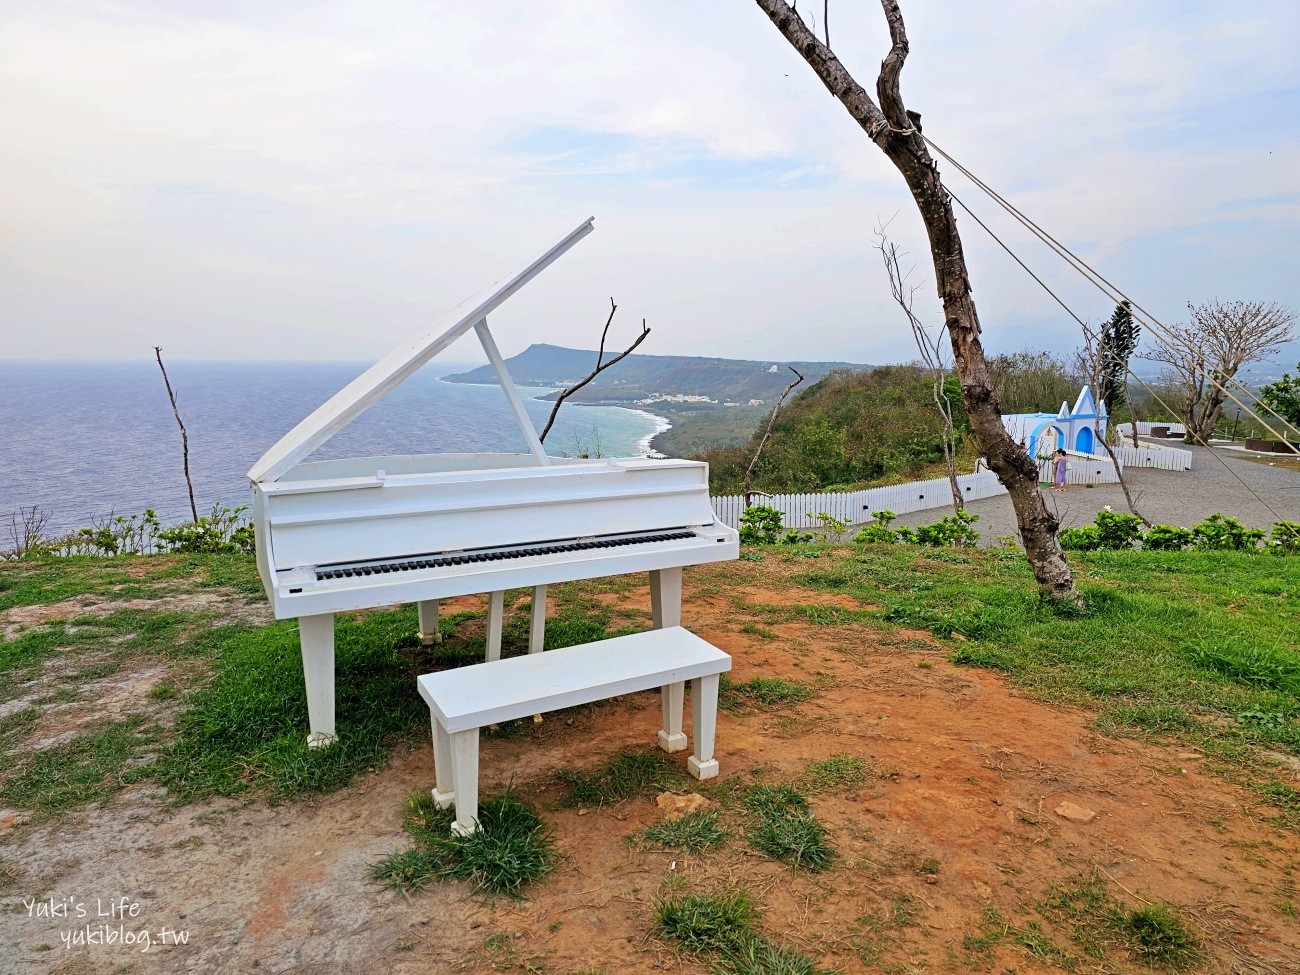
xmin=459 ymin=378 xmax=672 ymax=459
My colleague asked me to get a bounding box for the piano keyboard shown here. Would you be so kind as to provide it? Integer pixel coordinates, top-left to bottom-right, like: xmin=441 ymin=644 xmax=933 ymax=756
xmin=313 ymin=529 xmax=701 ymax=582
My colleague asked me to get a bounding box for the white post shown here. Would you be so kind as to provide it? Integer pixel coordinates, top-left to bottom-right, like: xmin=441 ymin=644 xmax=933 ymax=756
xmin=431 ymin=717 xmax=455 ymax=808
xmin=486 ymin=590 xmax=506 ymax=662
xmin=450 ymin=729 xmax=481 ymax=836
xmin=688 ymin=674 xmax=720 ymax=780
xmin=299 ymin=614 xmax=336 ymax=748
xmin=650 ymin=567 xmax=687 ymax=750
xmin=528 ymin=585 xmax=547 ymax=654
xmin=417 ymin=599 xmax=442 ymax=645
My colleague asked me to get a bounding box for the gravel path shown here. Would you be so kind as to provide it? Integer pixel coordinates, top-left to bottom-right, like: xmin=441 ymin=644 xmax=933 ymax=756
xmin=892 ymin=443 xmax=1300 ymax=546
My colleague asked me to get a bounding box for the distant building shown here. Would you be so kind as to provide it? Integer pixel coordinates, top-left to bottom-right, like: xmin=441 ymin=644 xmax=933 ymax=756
xmin=1001 ymin=386 xmax=1108 ymax=458
xmin=747 ymin=398 xmax=765 ymax=406
xmin=767 ymin=365 xmax=779 ymax=373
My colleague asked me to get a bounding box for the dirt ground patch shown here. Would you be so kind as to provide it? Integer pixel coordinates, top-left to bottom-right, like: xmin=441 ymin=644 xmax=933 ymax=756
xmin=2 ymin=574 xmax=1298 ymax=974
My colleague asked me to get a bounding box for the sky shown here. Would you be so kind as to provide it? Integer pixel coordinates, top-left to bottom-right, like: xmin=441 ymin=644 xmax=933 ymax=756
xmin=2 ymin=0 xmax=1298 ymax=367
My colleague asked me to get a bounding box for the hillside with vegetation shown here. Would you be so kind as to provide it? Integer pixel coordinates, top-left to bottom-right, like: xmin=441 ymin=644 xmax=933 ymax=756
xmin=698 ymin=364 xmax=976 ymax=495
xmin=443 ymin=343 xmax=866 ymax=405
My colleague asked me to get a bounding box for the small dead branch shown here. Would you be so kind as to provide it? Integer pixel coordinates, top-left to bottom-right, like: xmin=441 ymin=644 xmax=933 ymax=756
xmin=154 ymin=346 xmax=198 ymax=523
xmin=4 ymin=505 xmax=51 ymax=559
xmin=538 ymin=298 xmax=650 ymax=443
xmin=744 ymin=367 xmax=804 ymax=504
xmin=876 ymin=225 xmax=963 ymax=512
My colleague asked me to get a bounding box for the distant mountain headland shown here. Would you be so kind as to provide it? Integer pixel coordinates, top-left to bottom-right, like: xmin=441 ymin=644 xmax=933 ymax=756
xmin=442 ymin=343 xmax=870 ymax=407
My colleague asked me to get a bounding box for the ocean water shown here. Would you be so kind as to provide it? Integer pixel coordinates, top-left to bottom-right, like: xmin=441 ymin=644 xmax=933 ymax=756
xmin=0 ymin=361 xmax=668 ymax=535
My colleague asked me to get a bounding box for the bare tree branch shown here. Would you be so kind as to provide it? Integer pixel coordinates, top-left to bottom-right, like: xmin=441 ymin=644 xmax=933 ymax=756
xmin=875 ymin=226 xmax=963 ymax=512
xmin=154 ymin=346 xmax=198 ymax=523
xmin=1145 ymin=299 xmax=1296 ymax=444
xmin=538 ymin=299 xmax=651 ymax=444
xmin=745 ymin=367 xmax=805 ymax=504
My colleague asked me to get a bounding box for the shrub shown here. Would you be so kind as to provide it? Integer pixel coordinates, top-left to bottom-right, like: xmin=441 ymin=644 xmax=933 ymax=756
xmin=1094 ymin=509 xmax=1144 ymax=549
xmin=1190 ymin=514 xmax=1263 ymax=551
xmin=739 ymin=505 xmax=783 ymax=545
xmin=1268 ymin=521 xmax=1300 ymax=556
xmin=897 ymin=509 xmax=980 ymax=547
xmin=156 ymin=504 xmax=255 ymax=554
xmin=1143 ymin=524 xmax=1192 ymax=551
xmin=811 ymin=512 xmax=849 ymax=544
xmin=856 ymin=509 xmax=898 ymax=544
xmin=1058 ymin=525 xmax=1100 ymax=551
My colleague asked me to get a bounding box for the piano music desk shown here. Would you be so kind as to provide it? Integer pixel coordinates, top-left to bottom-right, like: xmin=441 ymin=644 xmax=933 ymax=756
xmin=417 ymin=626 xmax=731 ymax=836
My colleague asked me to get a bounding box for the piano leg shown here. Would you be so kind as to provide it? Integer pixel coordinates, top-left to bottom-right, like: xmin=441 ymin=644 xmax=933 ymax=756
xmin=688 ymin=674 xmax=720 ymax=780
xmin=431 ymin=717 xmax=455 ymax=809
xmin=528 ymin=585 xmax=547 ymax=654
xmin=486 ymin=591 xmax=505 ymax=662
xmin=299 ymin=613 xmax=337 ymax=749
xmin=417 ymin=599 xmax=442 ymax=646
xmin=650 ymin=568 xmax=688 ymax=752
xmin=450 ymin=729 xmax=481 ymax=836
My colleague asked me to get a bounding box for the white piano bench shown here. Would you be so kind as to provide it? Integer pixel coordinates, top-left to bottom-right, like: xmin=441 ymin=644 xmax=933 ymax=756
xmin=416 ymin=626 xmax=731 ymax=836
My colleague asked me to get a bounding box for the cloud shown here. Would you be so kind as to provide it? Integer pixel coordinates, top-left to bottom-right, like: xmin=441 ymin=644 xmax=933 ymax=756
xmin=0 ymin=0 xmax=1297 ymax=366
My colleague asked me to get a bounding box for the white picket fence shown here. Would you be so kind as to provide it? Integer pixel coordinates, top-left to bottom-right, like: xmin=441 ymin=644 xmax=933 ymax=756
xmin=1108 ymin=444 xmax=1193 ymax=471
xmin=710 ymin=453 xmax=1176 ymax=530
xmin=712 ymin=470 xmax=1008 ymax=529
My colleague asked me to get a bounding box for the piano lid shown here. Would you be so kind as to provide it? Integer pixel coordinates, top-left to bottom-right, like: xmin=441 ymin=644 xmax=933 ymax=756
xmin=248 ymin=217 xmax=596 ymax=485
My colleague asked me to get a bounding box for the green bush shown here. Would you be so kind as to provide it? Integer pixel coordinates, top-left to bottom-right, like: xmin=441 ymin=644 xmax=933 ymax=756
xmin=897 ymin=509 xmax=980 ymax=547
xmin=156 ymin=505 xmax=255 ymax=554
xmin=1143 ymin=524 xmax=1192 ymax=551
xmin=855 ymin=509 xmax=899 ymax=544
xmin=1268 ymin=521 xmax=1300 ymax=556
xmin=1058 ymin=525 xmax=1100 ymax=551
xmin=1094 ymin=509 xmax=1144 ymax=550
xmin=1190 ymin=514 xmax=1264 ymax=551
xmin=738 ymin=505 xmax=784 ymax=545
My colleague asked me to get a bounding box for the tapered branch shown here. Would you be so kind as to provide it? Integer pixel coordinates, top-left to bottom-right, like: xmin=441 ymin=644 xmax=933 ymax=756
xmin=154 ymin=346 xmax=198 ymax=523
xmin=744 ymin=367 xmax=805 ymax=503
xmin=539 ymin=299 xmax=651 ymax=443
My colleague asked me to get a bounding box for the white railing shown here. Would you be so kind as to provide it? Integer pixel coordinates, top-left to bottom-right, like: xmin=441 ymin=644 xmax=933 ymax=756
xmin=1115 ymin=421 xmax=1187 ymax=437
xmin=713 ymin=470 xmax=1006 ymax=529
xmin=710 ymin=451 xmax=1190 ymax=529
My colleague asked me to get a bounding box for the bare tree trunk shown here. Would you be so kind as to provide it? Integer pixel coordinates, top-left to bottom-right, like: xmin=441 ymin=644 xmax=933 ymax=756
xmin=756 ymin=0 xmax=1079 ymax=603
xmin=154 ymin=347 xmax=198 ymax=523
xmin=539 ymin=298 xmax=651 ymax=444
xmin=744 ymin=367 xmax=804 ymax=506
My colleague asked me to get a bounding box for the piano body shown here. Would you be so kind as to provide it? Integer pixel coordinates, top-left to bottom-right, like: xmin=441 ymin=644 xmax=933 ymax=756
xmin=247 ymin=218 xmax=739 ymax=747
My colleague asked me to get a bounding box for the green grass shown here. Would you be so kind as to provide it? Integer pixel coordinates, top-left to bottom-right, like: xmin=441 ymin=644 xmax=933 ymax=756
xmin=802 ymin=756 xmax=868 ymax=792
xmin=655 ymin=889 xmax=760 ymax=953
xmin=0 ymin=717 xmax=158 ymax=813
xmin=636 ymin=810 xmax=728 ymax=854
xmin=373 ymin=788 xmax=556 ymax=899
xmin=1039 ymin=874 xmax=1202 ymax=970
xmin=720 ymin=676 xmax=816 ymax=712
xmin=151 ymin=609 xmax=427 ymax=801
xmin=714 ymin=937 xmax=835 ymax=975
xmin=741 ymin=784 xmax=834 ymax=872
xmin=655 ymin=889 xmax=831 ymax=973
xmin=793 ymin=546 xmax=1300 ymax=806
xmin=557 ymin=749 xmax=681 ymax=807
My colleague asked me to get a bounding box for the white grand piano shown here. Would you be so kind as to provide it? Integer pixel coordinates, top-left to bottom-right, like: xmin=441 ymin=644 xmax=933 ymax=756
xmin=247 ymin=218 xmax=739 ymax=747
